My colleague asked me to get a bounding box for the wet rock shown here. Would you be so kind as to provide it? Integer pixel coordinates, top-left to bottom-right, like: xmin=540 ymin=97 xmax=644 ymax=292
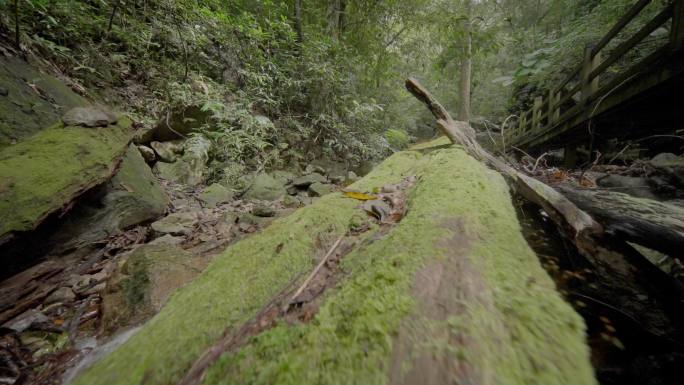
xmin=292 ymin=172 xmax=326 ymax=188
xmin=243 ymin=173 xmax=286 ymax=201
xmin=44 ymin=287 xmax=76 ymax=305
xmin=137 ymin=145 xmax=156 ymax=163
xmin=62 ymin=107 xmax=117 ymax=128
xmin=253 ymin=205 xmax=276 ymax=217
xmin=3 ymin=309 xmax=49 ymax=332
xmin=151 ymin=212 xmax=198 ymax=235
xmin=150 ymin=141 xmax=182 ymax=163
xmin=308 ymin=182 xmax=333 ymax=197
xmin=199 ymin=183 xmax=234 ymax=207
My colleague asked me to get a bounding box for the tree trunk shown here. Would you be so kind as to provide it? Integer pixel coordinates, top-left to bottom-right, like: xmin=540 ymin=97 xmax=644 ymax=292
xmin=557 ymin=184 xmax=684 ymax=257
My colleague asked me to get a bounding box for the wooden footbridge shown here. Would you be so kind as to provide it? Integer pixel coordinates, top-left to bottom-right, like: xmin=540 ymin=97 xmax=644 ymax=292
xmin=506 ymin=0 xmax=684 ymax=163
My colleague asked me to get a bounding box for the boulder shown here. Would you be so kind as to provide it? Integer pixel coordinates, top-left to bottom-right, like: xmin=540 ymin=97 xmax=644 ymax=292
xmin=150 ymin=141 xmax=182 ymax=163
xmin=148 ymin=234 xmax=185 ymax=246
xmin=61 ymin=107 xmax=117 ymax=128
xmin=308 ymin=182 xmax=333 ymax=197
xmin=48 ymin=145 xmax=169 ymax=252
xmin=137 ymin=145 xmax=156 ymax=163
xmin=243 ymin=173 xmax=286 ymax=201
xmin=44 ymin=287 xmax=76 ymax=305
xmin=101 ymin=244 xmax=204 ymax=331
xmin=596 ymin=174 xmax=658 ymax=199
xmin=252 ymin=205 xmax=276 ymax=218
xmin=0 ymin=56 xmax=88 ymax=147
xmin=151 ymin=212 xmax=198 ymax=235
xmin=0 ymin=118 xmax=133 ymax=246
xmin=199 ymin=183 xmax=234 ymax=208
xmin=153 ymin=136 xmax=211 ymax=186
xmin=291 ymin=172 xmax=327 ymax=188
xmin=650 ymin=153 xmax=684 ymax=187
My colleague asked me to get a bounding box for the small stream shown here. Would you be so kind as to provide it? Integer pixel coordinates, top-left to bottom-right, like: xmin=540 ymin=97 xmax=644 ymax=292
xmin=515 ymin=197 xmax=684 ymax=385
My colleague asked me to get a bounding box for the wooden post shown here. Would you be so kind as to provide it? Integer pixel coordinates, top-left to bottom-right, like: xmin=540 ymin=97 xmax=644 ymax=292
xmin=549 ymin=89 xmax=560 ymax=124
xmin=671 ymin=0 xmax=684 ymax=51
xmin=564 ymin=144 xmax=578 ymax=169
xmin=532 ymin=97 xmax=543 ymax=131
xmin=580 ymin=44 xmax=600 ymax=106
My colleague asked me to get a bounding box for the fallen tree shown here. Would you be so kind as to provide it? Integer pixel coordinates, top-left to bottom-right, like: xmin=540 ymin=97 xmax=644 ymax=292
xmin=71 ymin=136 xmax=595 ymax=384
xmin=557 ymin=184 xmax=684 ymax=257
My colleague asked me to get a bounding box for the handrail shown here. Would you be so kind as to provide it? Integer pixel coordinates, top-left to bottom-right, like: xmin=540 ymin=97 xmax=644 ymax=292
xmin=507 ymin=0 xmax=679 ymax=148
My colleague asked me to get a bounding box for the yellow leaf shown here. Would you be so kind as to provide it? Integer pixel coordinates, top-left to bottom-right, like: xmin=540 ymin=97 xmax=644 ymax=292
xmin=342 ymin=190 xmax=378 ymax=201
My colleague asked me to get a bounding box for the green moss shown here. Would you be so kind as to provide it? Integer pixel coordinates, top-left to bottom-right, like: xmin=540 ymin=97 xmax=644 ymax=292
xmin=0 ymin=57 xmax=88 ymax=147
xmin=385 ymin=129 xmax=411 ymax=150
xmin=0 ymin=119 xmax=132 ymax=240
xmin=71 ymin=150 xmax=423 ymax=385
xmin=73 ymin=140 xmax=594 ymax=385
xmin=200 ymin=141 xmax=594 ymax=385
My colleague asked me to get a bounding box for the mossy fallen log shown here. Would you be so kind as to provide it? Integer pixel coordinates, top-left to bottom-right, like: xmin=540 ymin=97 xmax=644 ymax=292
xmin=72 ymin=141 xmax=595 ymax=385
xmin=0 ymin=118 xmax=132 ymax=245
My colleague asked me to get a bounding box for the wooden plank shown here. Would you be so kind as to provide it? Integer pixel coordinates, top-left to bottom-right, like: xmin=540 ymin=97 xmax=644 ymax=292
xmin=581 ymin=44 xmax=600 ymax=105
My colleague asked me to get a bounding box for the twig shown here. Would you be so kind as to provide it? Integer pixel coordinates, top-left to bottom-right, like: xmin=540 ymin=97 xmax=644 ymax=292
xmin=282 ymin=235 xmax=344 ymax=313
xmin=499 ymin=114 xmax=516 ymax=154
xmin=608 ymin=144 xmax=631 ymax=165
xmin=531 ymin=152 xmax=549 ymax=173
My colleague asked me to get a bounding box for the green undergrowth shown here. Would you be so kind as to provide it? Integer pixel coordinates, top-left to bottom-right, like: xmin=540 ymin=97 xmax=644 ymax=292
xmin=71 ymin=149 xmax=425 ymax=385
xmin=198 ymin=142 xmax=594 ymax=385
xmin=0 ymin=119 xmax=132 ymax=240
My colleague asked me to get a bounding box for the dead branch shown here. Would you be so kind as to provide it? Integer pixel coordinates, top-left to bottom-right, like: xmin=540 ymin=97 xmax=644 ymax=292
xmin=405 ymin=78 xmax=603 ymax=253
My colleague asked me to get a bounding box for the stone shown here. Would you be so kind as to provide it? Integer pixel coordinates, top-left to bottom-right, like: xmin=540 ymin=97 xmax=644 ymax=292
xmin=153 ymin=136 xmax=211 ymax=186
xmin=44 ymin=287 xmax=76 ymax=305
xmin=1 ymin=56 xmax=88 ymax=147
xmin=148 ymin=234 xmax=185 ymax=246
xmin=346 ymin=171 xmax=359 ymax=184
xmin=650 ymin=153 xmax=684 ymax=187
xmin=308 ymin=182 xmax=333 ymax=197
xmin=137 ymin=145 xmax=156 ymax=163
xmin=243 ymin=173 xmax=286 ymax=201
xmin=329 ymin=175 xmax=345 ymax=184
xmin=47 ymin=145 xmax=169 ymax=252
xmin=650 ymin=153 xmax=680 ymax=167
xmin=151 ymin=212 xmax=198 ymax=235
xmin=271 ymin=170 xmax=297 ymax=186
xmin=199 ymin=183 xmax=234 ymax=207
xmin=596 ymin=175 xmax=658 ymax=199
xmin=62 ymin=107 xmax=117 ymax=128
xmin=253 ymin=205 xmax=277 ymax=217
xmin=304 ymin=164 xmax=326 ymax=175
xmin=3 ymin=309 xmax=49 ymax=332
xmin=282 ymin=195 xmax=301 ymax=208
xmin=286 ymin=185 xmax=300 ymax=196
xmin=150 ymin=141 xmax=182 ymax=163
xmin=292 ymin=172 xmax=327 ymax=187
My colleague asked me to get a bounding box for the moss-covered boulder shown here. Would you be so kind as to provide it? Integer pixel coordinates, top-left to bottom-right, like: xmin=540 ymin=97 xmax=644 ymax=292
xmin=0 ymin=118 xmax=133 ymax=245
xmin=72 ymin=140 xmax=595 ymax=385
xmin=0 ymin=57 xmax=88 ymax=147
xmin=243 ymin=173 xmax=287 ymax=201
xmin=48 ymin=145 xmax=169 ymax=251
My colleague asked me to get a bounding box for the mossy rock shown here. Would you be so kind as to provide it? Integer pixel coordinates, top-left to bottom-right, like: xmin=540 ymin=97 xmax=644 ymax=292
xmin=243 ymin=173 xmax=286 ymax=201
xmin=72 ymin=139 xmax=595 ymax=385
xmin=0 ymin=118 xmax=133 ymax=245
xmin=0 ymin=57 xmax=88 ymax=148
xmin=48 ymin=144 xmax=169 ymax=251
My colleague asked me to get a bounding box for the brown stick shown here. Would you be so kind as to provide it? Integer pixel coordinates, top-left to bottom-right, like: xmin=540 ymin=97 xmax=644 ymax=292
xmin=405 ymin=78 xmax=603 ymax=252
xmin=283 ymin=235 xmax=343 ymax=312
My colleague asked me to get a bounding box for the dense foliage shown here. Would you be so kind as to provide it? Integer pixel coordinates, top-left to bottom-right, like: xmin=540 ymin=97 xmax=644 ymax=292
xmin=0 ymin=0 xmax=665 ymax=167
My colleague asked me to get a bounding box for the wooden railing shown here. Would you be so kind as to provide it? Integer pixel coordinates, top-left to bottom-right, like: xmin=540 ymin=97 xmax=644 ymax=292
xmin=507 ymin=0 xmax=684 ymax=149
